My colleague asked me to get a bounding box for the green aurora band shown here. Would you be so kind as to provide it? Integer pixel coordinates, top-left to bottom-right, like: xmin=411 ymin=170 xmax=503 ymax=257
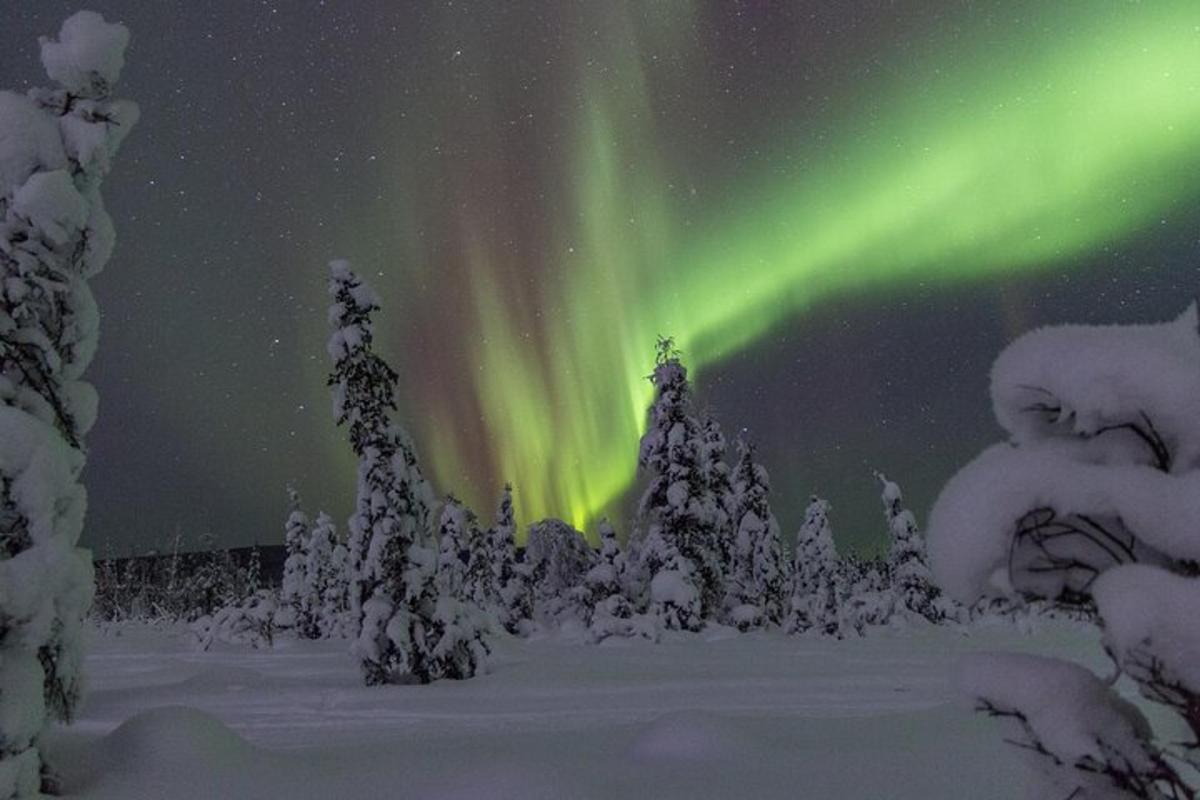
xmin=409 ymin=3 xmax=1200 ymax=537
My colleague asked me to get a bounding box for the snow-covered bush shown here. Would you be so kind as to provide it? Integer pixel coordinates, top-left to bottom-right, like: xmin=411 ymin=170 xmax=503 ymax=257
xmin=724 ymin=439 xmax=787 ymax=628
xmin=90 ymin=535 xmax=262 ymax=625
xmin=928 ymin=303 xmax=1200 ymax=797
xmin=632 ymin=337 xmax=724 ymax=628
xmin=0 ymin=12 xmax=137 ymax=795
xmin=328 ymin=260 xmax=486 ymax=684
xmin=191 ymin=591 xmax=278 ymax=652
xmin=785 ymin=495 xmax=842 ymax=637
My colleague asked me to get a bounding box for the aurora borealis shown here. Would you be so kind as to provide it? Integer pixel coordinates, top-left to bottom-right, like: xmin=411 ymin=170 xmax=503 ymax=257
xmin=451 ymin=0 xmax=1200 ymax=532
xmin=4 ymin=1 xmax=1199 ymax=553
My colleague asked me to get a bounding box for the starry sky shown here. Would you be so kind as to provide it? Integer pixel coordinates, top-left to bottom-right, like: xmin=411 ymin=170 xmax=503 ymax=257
xmin=3 ymin=1 xmax=1198 ymax=557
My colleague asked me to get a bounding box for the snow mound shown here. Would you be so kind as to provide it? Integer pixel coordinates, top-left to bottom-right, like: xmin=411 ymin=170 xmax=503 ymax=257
xmin=102 ymin=706 xmax=249 ymax=765
xmin=66 ymin=706 xmax=270 ymax=800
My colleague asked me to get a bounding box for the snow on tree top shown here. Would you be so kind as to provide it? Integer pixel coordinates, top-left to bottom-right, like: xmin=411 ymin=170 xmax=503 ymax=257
xmin=39 ymin=11 xmax=131 ymax=97
xmin=329 ymin=259 xmax=380 ymax=309
xmin=874 ymin=471 xmax=902 ymax=511
xmin=991 ymin=303 xmax=1200 ymax=470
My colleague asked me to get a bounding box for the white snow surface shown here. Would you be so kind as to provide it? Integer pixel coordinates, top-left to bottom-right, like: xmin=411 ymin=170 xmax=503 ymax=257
xmin=45 ymin=620 xmax=1112 ymax=799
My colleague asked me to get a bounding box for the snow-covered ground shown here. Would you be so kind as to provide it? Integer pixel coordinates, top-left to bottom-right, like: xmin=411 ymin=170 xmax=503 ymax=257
xmin=50 ymin=620 xmax=1104 ymax=799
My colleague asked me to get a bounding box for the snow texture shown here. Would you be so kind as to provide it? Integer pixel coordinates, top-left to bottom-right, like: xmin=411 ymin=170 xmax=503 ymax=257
xmin=43 ymin=619 xmax=1101 ymax=799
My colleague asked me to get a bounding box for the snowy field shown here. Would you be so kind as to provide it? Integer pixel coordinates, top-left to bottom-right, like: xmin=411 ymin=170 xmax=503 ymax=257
xmin=47 ymin=620 xmax=1107 ymax=799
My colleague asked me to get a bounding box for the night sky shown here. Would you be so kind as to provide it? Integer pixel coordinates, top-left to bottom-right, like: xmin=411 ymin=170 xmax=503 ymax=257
xmin=3 ymin=1 xmax=1198 ymax=556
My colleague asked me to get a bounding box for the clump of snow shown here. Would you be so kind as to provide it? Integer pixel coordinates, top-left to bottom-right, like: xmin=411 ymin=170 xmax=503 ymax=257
xmin=0 ymin=91 xmax=66 ymax=197
xmin=0 ymin=407 xmax=85 ymax=550
xmin=39 ymin=11 xmax=130 ymax=98
xmin=1094 ymin=564 xmax=1200 ymax=692
xmin=928 ymin=442 xmax=1189 ymax=603
xmin=958 ymin=651 xmax=1158 ymax=796
xmin=10 ymin=169 xmax=89 ymax=245
xmin=992 ymin=303 xmax=1200 ymax=471
xmin=0 ymin=652 xmax=45 ymax=797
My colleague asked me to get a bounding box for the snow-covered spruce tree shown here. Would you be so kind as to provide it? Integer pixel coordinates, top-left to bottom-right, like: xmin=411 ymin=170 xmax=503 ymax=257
xmin=785 ymin=495 xmax=843 ymax=637
xmin=244 ymin=545 xmax=263 ymax=598
xmin=525 ymin=517 xmax=595 ymax=620
xmin=724 ymin=438 xmax=787 ymax=629
xmin=327 ymin=260 xmax=486 ymax=684
xmin=584 ymin=519 xmax=650 ymax=641
xmin=698 ymin=414 xmax=737 ymax=583
xmin=487 ymin=483 xmax=530 ymax=633
xmin=0 ymin=12 xmax=138 ymax=795
xmin=839 ymin=550 xmax=892 ymax=635
xmin=634 ymin=337 xmax=723 ymax=630
xmin=876 ymin=471 xmax=942 ymax=624
xmin=928 ymin=303 xmax=1200 ymax=798
xmin=434 ymin=495 xmax=498 ymax=626
xmin=279 ymin=485 xmax=310 ymax=631
xmin=300 ymin=512 xmax=339 ymax=638
xmin=435 ymin=496 xmax=471 ymax=600
xmin=187 ymin=533 xmax=230 ymax=620
xmin=324 ymin=538 xmax=351 ymax=638
xmin=462 ymin=511 xmax=495 ymax=616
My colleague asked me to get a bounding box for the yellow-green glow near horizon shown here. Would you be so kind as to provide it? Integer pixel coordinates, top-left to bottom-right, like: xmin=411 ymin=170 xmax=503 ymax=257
xmin=421 ymin=3 xmax=1200 ymax=538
